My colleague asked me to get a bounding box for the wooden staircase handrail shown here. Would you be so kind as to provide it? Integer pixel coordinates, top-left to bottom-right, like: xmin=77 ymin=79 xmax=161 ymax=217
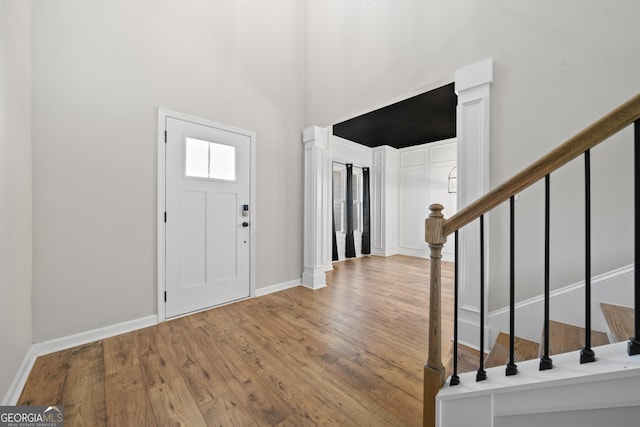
xmin=443 ymin=92 xmax=640 ymax=237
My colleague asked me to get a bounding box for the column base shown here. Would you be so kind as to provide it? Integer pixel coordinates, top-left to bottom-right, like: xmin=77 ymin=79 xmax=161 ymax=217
xmin=302 ymin=269 xmax=326 ymax=290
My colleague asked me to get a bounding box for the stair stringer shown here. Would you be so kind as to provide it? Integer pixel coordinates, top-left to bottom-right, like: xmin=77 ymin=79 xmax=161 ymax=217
xmin=486 ymin=264 xmax=633 ymax=346
xmin=437 ymin=342 xmax=640 ymax=427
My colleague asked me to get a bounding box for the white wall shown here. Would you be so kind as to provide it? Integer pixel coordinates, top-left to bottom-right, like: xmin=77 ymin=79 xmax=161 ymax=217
xmin=0 ymin=0 xmax=33 ymax=403
xmin=31 ymin=0 xmax=305 ymax=341
xmin=304 ymin=0 xmax=640 ymax=310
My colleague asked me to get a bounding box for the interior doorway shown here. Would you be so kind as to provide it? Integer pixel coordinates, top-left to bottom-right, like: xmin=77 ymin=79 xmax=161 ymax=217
xmin=330 ymin=81 xmax=459 ymax=260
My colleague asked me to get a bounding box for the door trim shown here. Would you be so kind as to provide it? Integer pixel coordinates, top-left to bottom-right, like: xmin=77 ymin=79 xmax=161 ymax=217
xmin=157 ymin=109 xmax=256 ymax=322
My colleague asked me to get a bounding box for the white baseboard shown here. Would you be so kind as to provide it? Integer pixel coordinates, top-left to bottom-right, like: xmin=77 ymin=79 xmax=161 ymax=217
xmin=457 ymin=307 xmax=491 ymax=351
xmin=398 ymin=247 xmax=428 ymax=259
xmin=1 ymin=315 xmax=157 ymax=405
xmin=397 ymin=247 xmax=455 ymax=262
xmin=32 ymin=315 xmax=158 ymax=358
xmin=1 ymin=346 xmax=37 ymax=406
xmin=372 ymin=247 xmax=398 ymax=257
xmin=255 ymin=278 xmax=302 ymax=297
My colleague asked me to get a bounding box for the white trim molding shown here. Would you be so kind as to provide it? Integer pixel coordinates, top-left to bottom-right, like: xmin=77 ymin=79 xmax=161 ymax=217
xmin=454 ymin=58 xmax=494 ymax=349
xmin=255 ymin=278 xmax=302 ymax=297
xmin=32 ymin=316 xmax=158 ymax=357
xmin=371 ymin=146 xmax=399 ymax=257
xmin=1 ymin=348 xmax=37 ymax=406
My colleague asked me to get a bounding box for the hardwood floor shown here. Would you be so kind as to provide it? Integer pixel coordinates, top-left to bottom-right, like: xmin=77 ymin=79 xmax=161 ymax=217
xmin=19 ymin=255 xmax=455 ymax=427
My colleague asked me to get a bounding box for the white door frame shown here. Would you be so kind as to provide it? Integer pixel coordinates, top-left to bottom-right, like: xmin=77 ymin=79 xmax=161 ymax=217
xmin=157 ymin=109 xmax=256 ymax=322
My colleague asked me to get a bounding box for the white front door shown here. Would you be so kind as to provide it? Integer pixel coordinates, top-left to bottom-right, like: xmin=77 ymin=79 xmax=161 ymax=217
xmin=164 ymin=116 xmax=252 ymax=318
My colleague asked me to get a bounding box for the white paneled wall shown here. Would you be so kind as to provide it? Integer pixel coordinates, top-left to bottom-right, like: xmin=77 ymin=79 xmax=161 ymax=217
xmin=398 ymin=139 xmax=457 ymax=261
xmin=329 ymin=136 xmax=456 ymax=262
xmin=371 ymin=146 xmax=399 ymax=257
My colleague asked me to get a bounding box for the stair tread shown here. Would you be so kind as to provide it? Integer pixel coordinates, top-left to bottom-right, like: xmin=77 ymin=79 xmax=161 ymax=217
xmin=542 ymin=320 xmax=609 ymax=356
xmin=445 ymin=342 xmax=480 ymax=376
xmin=485 ymin=332 xmax=540 ymax=368
xmin=600 ymin=302 xmax=635 ymax=342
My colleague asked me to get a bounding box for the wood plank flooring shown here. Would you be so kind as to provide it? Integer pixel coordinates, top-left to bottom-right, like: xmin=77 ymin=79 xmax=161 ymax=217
xmin=19 ymin=255 xmax=455 ymax=427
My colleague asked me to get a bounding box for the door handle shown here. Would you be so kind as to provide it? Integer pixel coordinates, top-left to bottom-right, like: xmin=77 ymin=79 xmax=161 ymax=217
xmin=242 ymin=222 xmax=250 ymax=227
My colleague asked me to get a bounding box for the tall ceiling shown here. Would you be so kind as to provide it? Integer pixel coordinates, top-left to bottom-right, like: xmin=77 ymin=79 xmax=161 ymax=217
xmin=332 ymin=83 xmax=457 ymax=149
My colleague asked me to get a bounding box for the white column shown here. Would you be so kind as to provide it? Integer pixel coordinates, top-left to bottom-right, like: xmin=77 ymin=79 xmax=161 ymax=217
xmin=371 ymin=146 xmax=399 ymax=257
xmin=455 ymin=58 xmax=493 ymax=349
xmin=302 ymin=126 xmax=332 ymax=289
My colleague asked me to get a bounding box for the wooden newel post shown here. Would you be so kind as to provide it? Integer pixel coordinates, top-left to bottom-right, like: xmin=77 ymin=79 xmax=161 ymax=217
xmin=423 ymin=203 xmax=447 ymax=427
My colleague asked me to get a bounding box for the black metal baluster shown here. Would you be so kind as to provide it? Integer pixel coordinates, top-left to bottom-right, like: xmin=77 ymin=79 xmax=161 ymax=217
xmin=540 ymin=175 xmax=554 ymax=370
xmin=630 ymin=119 xmax=640 ymax=356
xmin=477 ymin=215 xmax=487 ymax=382
xmin=506 ymin=196 xmax=518 ymax=376
xmin=581 ymin=150 xmax=596 ymax=364
xmin=450 ymin=230 xmax=461 ymax=386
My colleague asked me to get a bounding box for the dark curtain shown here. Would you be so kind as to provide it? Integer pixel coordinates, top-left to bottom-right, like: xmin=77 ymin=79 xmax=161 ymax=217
xmin=361 ymin=167 xmax=371 ymax=254
xmin=332 ymin=184 xmax=339 ymax=261
xmin=345 ymin=164 xmax=356 ymax=258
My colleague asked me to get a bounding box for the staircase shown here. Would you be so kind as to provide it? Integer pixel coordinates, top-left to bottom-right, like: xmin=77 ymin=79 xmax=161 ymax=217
xmin=422 ymin=93 xmax=640 ymax=427
xmin=450 ymin=303 xmax=633 ymax=375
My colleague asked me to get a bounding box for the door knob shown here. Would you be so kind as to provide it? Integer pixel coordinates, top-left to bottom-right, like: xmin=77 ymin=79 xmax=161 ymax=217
xmin=242 ymin=222 xmax=250 ymax=227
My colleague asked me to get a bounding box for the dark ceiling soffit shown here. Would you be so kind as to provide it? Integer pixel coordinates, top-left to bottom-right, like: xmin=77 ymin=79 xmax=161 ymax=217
xmin=332 ymin=82 xmax=457 ymax=150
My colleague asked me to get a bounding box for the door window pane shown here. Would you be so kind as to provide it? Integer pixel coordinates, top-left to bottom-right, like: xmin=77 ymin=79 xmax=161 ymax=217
xmin=209 ymin=142 xmax=235 ymax=180
xmin=185 ymin=137 xmax=236 ymax=181
xmin=185 ymin=138 xmax=209 ymax=178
